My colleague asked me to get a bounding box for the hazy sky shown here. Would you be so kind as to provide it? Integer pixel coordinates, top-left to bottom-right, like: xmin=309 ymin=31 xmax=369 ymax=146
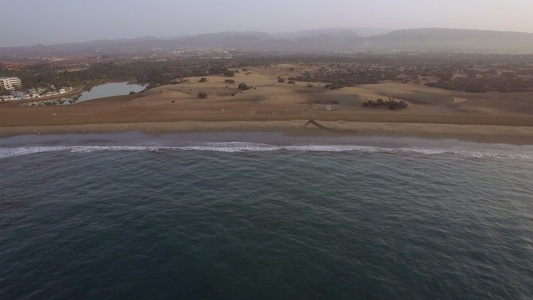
xmin=3 ymin=0 xmax=533 ymax=47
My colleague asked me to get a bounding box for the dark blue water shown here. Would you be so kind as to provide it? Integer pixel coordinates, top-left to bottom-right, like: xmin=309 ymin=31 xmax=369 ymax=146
xmin=1 ymin=133 xmax=532 ymax=299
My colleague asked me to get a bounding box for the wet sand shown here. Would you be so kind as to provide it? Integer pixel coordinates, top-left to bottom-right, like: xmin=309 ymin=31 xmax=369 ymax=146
xmin=1 ymin=118 xmax=533 ymax=145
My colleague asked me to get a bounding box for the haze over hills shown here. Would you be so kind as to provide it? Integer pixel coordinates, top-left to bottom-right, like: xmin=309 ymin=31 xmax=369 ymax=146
xmin=270 ymin=27 xmax=393 ymax=39
xmin=2 ymin=28 xmax=533 ymax=58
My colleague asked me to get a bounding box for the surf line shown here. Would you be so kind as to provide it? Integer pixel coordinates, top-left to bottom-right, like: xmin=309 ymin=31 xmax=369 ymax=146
xmin=302 ymin=104 xmax=357 ymax=133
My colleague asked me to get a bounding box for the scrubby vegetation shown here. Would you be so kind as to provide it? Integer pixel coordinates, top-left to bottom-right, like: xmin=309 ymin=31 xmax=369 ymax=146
xmin=0 ymin=59 xmax=241 ymax=90
xmin=223 ymin=70 xmax=235 ymax=77
xmin=4 ymin=52 xmax=533 ymax=95
xmin=238 ymin=83 xmax=251 ymax=90
xmin=238 ymin=53 xmax=533 ymax=93
xmin=324 ymin=82 xmax=344 ymax=90
xmin=362 ymin=98 xmax=408 ymax=110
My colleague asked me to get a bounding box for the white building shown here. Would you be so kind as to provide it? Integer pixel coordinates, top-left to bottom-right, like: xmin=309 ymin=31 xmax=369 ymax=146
xmin=0 ymin=77 xmax=22 ymax=90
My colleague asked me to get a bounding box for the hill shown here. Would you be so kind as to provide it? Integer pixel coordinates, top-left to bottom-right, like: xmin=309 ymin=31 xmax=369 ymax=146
xmin=2 ymin=28 xmax=533 ymax=58
xmin=366 ymin=28 xmax=533 ymax=52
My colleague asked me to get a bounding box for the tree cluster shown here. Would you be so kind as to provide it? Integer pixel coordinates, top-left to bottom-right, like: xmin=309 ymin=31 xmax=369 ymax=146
xmin=0 ymin=87 xmax=11 ymax=96
xmin=0 ymin=59 xmax=243 ymax=90
xmin=223 ymin=70 xmax=235 ymax=77
xmin=426 ymin=75 xmax=533 ymax=93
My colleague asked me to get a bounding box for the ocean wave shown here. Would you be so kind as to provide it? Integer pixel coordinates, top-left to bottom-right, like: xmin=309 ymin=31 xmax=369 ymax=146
xmin=0 ymin=145 xmax=167 ymax=159
xmin=0 ymin=142 xmax=532 ymax=161
xmin=182 ymin=142 xmax=533 ymax=160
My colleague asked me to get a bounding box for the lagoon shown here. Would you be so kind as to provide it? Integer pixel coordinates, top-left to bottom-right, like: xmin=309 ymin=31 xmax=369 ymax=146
xmin=67 ymin=82 xmax=147 ymax=104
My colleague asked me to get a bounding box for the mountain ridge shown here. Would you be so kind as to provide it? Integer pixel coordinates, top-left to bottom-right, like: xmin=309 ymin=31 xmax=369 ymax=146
xmin=2 ymin=28 xmax=533 ymax=57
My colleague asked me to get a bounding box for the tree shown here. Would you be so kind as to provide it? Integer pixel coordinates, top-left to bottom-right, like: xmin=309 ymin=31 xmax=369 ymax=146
xmin=199 ymin=77 xmax=207 ymax=82
xmin=197 ymin=92 xmax=208 ymax=99
xmin=147 ymin=68 xmax=167 ymax=85
xmin=0 ymin=87 xmax=11 ymax=96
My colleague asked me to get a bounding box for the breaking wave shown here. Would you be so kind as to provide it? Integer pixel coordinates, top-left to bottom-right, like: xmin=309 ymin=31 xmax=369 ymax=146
xmin=1 ymin=142 xmax=532 ymax=161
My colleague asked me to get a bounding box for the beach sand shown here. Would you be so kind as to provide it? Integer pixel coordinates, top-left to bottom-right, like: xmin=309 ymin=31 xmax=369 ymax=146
xmin=1 ymin=66 xmax=533 ymax=144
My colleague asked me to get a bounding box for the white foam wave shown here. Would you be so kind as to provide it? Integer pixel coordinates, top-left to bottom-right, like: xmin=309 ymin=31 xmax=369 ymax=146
xmin=183 ymin=143 xmax=533 ymax=161
xmin=68 ymin=145 xmax=167 ymax=153
xmin=0 ymin=146 xmax=67 ymax=159
xmin=0 ymin=145 xmax=170 ymax=159
xmin=0 ymin=142 xmax=532 ymax=161
xmin=182 ymin=142 xmax=281 ymax=152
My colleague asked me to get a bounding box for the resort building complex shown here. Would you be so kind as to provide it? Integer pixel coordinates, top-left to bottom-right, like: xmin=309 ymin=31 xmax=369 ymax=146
xmin=0 ymin=77 xmax=22 ymax=90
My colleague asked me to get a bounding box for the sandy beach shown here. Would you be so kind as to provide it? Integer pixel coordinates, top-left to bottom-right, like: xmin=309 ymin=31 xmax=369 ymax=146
xmin=2 ymin=65 xmax=533 ymax=144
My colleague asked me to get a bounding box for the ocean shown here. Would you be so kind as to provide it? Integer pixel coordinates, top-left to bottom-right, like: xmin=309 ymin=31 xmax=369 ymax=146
xmin=1 ymin=132 xmax=532 ymax=299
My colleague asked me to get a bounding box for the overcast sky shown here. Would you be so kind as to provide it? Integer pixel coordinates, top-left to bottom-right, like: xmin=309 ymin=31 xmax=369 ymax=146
xmin=3 ymin=0 xmax=533 ymax=47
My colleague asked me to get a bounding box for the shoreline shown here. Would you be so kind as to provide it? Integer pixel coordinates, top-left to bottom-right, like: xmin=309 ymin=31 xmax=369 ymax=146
xmin=2 ymin=68 xmax=533 ymax=146
xmin=1 ymin=120 xmax=533 ymax=145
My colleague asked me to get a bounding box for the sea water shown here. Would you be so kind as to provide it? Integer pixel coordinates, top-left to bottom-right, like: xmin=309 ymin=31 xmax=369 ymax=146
xmin=1 ymin=132 xmax=532 ymax=299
